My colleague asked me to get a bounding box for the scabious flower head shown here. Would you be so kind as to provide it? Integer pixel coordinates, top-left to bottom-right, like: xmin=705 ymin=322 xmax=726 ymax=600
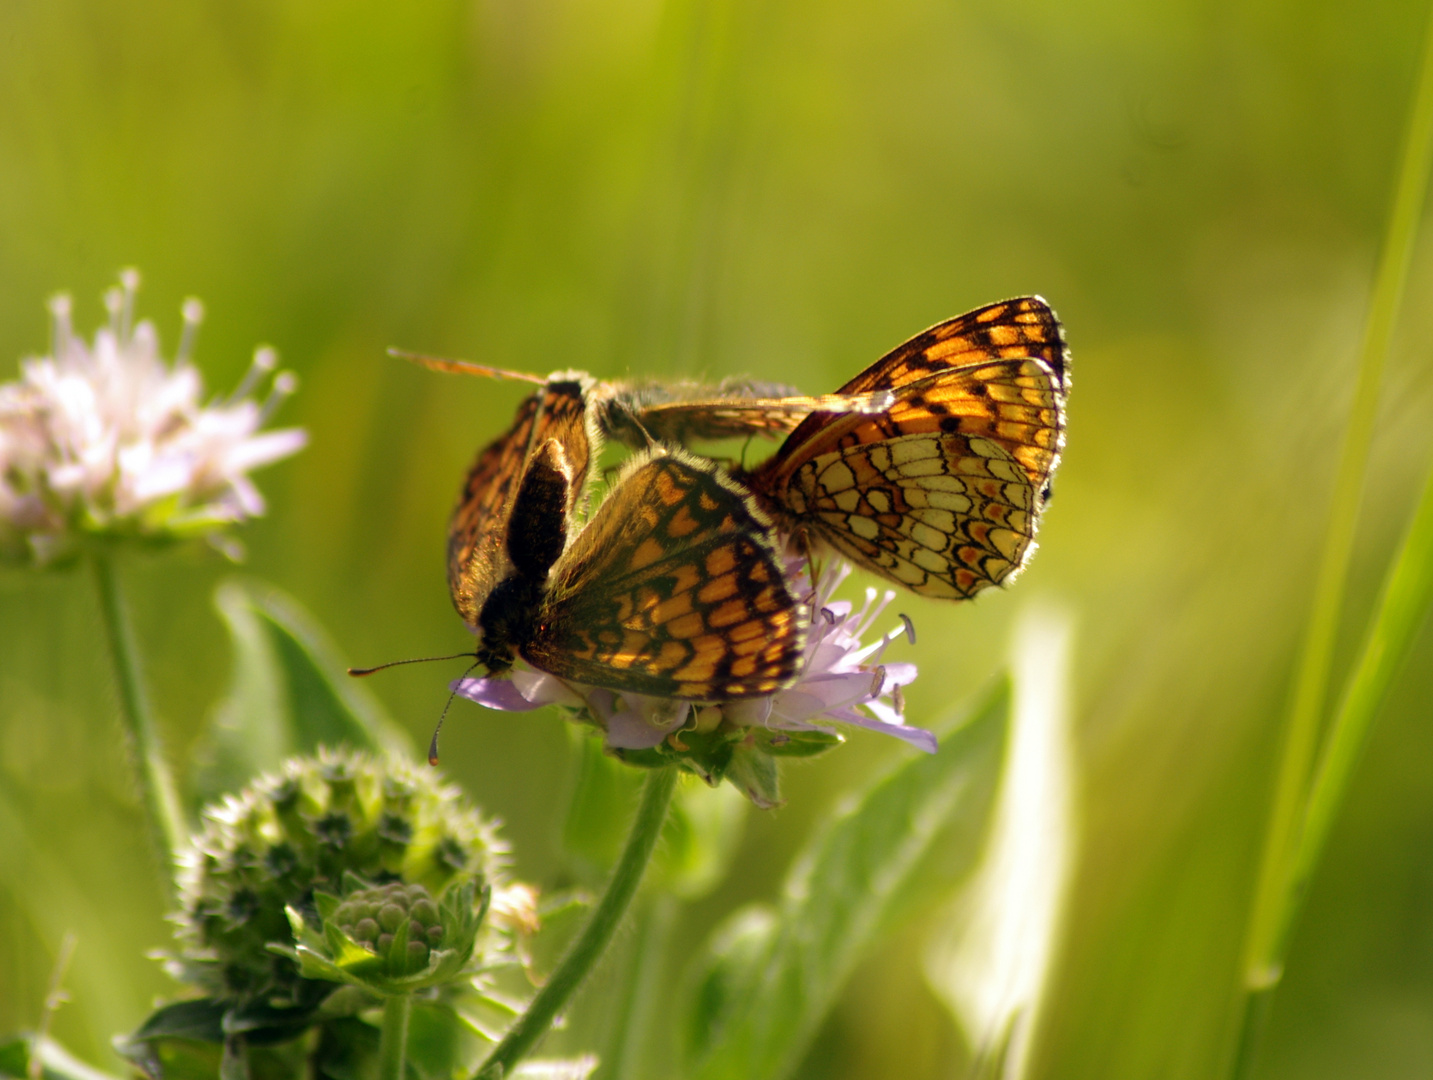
xmin=171 ymin=747 xmax=530 ymax=1005
xmin=455 ymin=559 xmax=930 ymax=807
xmin=0 ymin=270 xmax=306 ymax=566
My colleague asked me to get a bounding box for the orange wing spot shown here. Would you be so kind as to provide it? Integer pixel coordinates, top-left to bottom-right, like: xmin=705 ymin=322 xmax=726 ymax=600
xmin=730 ymin=656 xmax=758 ymax=678
xmin=728 ymin=619 xmax=767 ymax=643
xmin=629 ymin=537 xmax=666 ymax=571
xmin=651 ymin=593 xmax=694 ymax=624
xmin=697 ymin=573 xmax=739 ymax=604
xmin=705 ymin=545 xmax=737 ymax=577
xmin=653 ymin=469 xmax=684 ymax=507
xmin=666 ymin=611 xmax=707 ymax=639
xmin=709 ymin=599 xmax=751 ymax=628
xmin=656 ymin=640 xmax=690 ymax=670
xmin=667 ymin=504 xmax=701 ymax=538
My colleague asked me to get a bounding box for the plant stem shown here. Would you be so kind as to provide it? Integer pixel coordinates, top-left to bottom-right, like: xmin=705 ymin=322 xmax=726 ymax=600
xmin=380 ymin=994 xmax=412 ymax=1080
xmin=1231 ymin=8 xmax=1433 ymax=1076
xmin=477 ymin=766 xmax=678 ymax=1080
xmin=92 ymin=550 xmax=185 ymax=881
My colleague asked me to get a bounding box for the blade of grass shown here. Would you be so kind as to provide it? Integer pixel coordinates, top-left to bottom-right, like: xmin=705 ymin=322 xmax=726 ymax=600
xmin=1291 ymin=458 xmax=1433 ymax=919
xmin=1232 ymin=6 xmax=1433 ymax=1074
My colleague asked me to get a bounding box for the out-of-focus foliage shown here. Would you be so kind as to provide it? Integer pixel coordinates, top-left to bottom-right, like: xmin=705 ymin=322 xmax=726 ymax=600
xmin=3 ymin=1 xmax=1433 ymax=1078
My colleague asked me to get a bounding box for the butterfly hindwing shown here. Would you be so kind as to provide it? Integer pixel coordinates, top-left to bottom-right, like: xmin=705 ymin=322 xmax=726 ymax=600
xmin=523 ymin=449 xmax=805 ymax=699
xmin=743 ymin=298 xmax=1069 ymax=599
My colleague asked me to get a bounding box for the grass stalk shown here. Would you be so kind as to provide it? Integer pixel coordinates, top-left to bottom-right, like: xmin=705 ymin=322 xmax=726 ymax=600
xmin=1231 ymin=7 xmax=1433 ymax=1074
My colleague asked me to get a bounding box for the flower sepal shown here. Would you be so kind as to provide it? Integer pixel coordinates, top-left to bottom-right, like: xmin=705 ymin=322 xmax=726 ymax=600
xmin=748 ymin=727 xmax=845 ymax=758
xmin=274 ymin=877 xmax=489 ymax=996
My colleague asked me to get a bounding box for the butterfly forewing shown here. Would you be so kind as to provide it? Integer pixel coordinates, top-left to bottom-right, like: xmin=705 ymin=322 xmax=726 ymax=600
xmin=523 ymin=450 xmax=805 ymax=699
xmin=833 ymin=296 xmax=1068 ymax=394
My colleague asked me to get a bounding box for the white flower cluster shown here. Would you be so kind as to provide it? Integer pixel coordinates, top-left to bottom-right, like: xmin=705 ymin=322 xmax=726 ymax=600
xmin=0 ymin=271 xmax=306 ymax=564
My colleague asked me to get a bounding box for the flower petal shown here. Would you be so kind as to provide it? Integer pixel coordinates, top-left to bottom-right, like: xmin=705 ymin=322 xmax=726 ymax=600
xmin=453 ymin=676 xmax=543 ymax=712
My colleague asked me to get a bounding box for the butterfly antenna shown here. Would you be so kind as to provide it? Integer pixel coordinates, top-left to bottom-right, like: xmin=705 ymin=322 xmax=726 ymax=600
xmin=429 ymin=659 xmax=483 ymax=766
xmin=347 ymin=652 xmax=477 ymax=677
xmin=388 ymin=348 xmax=547 ymax=385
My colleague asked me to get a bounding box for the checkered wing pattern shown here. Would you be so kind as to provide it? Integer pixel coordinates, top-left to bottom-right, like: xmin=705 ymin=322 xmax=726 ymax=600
xmin=743 ymin=298 xmax=1069 ymax=599
xmin=447 ymin=374 xmax=599 ymax=629
xmin=523 ymin=449 xmax=804 ymax=699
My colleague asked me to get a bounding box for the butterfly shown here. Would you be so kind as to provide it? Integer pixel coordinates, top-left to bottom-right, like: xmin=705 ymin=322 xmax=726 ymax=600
xmin=420 ymin=354 xmax=893 ymax=634
xmin=736 ymin=297 xmax=1070 ymax=600
xmin=474 ymin=441 xmax=805 ymax=700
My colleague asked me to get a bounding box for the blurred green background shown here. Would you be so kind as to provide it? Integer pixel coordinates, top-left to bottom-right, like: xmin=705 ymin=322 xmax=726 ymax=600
xmin=3 ymin=0 xmax=1433 ymax=1077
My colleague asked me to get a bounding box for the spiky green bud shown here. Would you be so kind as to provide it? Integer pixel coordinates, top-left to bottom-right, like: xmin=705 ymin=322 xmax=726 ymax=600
xmin=170 ymin=748 xmax=508 ymax=1004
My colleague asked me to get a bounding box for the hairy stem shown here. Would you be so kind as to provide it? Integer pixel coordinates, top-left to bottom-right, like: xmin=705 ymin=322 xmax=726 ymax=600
xmin=477 ymin=766 xmax=678 ymax=1080
xmin=379 ymin=994 xmax=412 ymax=1080
xmin=92 ymin=550 xmax=185 ymax=882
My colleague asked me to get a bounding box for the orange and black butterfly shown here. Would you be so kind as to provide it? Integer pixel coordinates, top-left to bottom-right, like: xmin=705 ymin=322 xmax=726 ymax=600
xmin=736 ymin=297 xmax=1070 ymax=600
xmin=416 ymin=354 xmax=891 ymax=635
xmin=473 ymin=440 xmax=804 ymax=699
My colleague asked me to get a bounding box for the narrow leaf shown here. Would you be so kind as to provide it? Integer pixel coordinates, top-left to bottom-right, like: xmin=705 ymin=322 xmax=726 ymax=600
xmin=685 ymin=679 xmax=1010 ymax=1080
xmin=0 ymin=1038 xmax=122 ymax=1080
xmin=192 ymin=580 xmax=410 ymax=804
xmin=926 ymin=608 xmax=1077 ymax=1080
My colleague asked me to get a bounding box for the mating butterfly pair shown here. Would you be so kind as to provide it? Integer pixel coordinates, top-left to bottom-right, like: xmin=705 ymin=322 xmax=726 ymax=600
xmin=437 ymin=296 xmax=1069 ymax=707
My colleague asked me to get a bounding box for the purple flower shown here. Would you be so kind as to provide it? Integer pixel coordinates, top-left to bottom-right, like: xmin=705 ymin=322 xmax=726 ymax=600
xmin=453 ymin=559 xmax=933 ymax=757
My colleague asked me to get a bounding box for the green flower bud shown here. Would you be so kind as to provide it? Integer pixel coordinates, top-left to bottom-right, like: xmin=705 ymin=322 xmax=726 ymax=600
xmin=278 ymin=876 xmax=488 ymax=995
xmin=170 ymin=747 xmax=512 ymax=1005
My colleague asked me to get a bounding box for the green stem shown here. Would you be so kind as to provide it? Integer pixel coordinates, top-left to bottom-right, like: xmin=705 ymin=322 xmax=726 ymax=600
xmin=92 ymin=550 xmax=185 ymax=881
xmin=477 ymin=766 xmax=678 ymax=1080
xmin=1232 ymin=7 xmax=1433 ymax=1075
xmin=380 ymin=994 xmax=412 ymax=1080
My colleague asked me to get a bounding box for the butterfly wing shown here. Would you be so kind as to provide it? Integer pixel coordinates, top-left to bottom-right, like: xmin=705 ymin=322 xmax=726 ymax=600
xmin=596 ymin=378 xmax=897 ymax=445
xmin=523 ymin=449 xmax=804 ymax=699
xmin=744 ymin=298 xmax=1069 ymax=600
xmin=837 ymin=295 xmax=1067 ymax=394
xmin=448 ymin=374 xmax=600 ymax=629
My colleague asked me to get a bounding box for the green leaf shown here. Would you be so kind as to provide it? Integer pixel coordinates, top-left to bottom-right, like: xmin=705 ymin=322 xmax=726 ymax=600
xmin=192 ymin=579 xmax=411 ymax=805
xmin=683 ymin=678 xmax=1010 ymax=1080
xmin=723 ymin=742 xmax=781 ymax=809
xmin=684 ymin=907 xmax=778 ymax=1061
xmin=0 ymin=1038 xmax=122 ymax=1080
xmin=510 ymin=1057 xmax=599 ymax=1079
xmin=313 ymin=1017 xmax=380 ymax=1080
xmin=405 ymin=1002 xmax=486 ymax=1080
xmin=125 ymin=1000 xmax=227 ymax=1045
